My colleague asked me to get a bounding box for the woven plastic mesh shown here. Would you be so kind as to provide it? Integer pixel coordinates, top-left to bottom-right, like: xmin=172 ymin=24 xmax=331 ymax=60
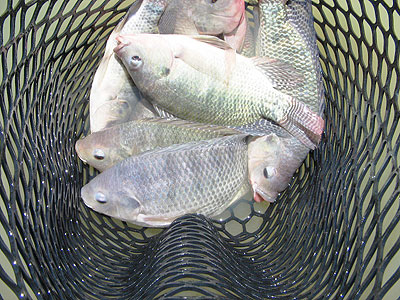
xmin=0 ymin=0 xmax=399 ymax=298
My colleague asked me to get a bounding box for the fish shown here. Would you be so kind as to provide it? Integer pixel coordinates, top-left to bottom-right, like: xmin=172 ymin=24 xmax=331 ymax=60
xmin=81 ymin=135 xmax=250 ymax=227
xmin=113 ymin=33 xmax=324 ymax=149
xmin=158 ymin=0 xmax=247 ymax=51
xmin=90 ymin=0 xmax=167 ymax=132
xmin=80 ymin=130 xmax=308 ymax=226
xmin=75 ymin=117 xmax=239 ymax=172
xmin=256 ymin=0 xmax=325 ymax=115
xmin=90 ymin=0 xmax=247 ymax=132
xmin=247 ymin=131 xmax=309 ymax=202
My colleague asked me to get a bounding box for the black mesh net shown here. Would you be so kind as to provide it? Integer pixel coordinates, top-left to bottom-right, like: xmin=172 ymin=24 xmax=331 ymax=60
xmin=1 ymin=0 xmax=399 ymax=299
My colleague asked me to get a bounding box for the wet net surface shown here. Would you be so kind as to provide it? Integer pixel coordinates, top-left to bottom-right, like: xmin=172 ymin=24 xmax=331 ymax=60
xmin=0 ymin=0 xmax=399 ymax=299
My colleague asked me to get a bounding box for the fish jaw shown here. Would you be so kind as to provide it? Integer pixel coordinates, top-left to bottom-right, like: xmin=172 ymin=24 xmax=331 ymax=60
xmin=75 ymin=139 xmax=88 ymax=164
xmin=251 ymin=182 xmax=277 ymax=203
xmin=114 ymin=36 xmax=131 ymax=56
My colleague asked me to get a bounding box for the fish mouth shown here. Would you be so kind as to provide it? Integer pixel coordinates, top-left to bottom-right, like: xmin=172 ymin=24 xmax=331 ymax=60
xmin=75 ymin=140 xmax=88 ymax=163
xmin=252 ymin=185 xmax=276 ymax=203
xmin=80 ymin=186 xmax=93 ymax=209
xmin=113 ymin=36 xmax=130 ymax=56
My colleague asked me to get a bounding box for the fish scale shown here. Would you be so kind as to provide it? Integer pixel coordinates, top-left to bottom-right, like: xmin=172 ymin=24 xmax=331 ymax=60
xmin=90 ymin=0 xmax=166 ymax=132
xmin=81 ymin=135 xmax=250 ymax=227
xmin=256 ymin=0 xmax=324 ymax=115
xmin=153 ymin=52 xmax=288 ymax=125
xmin=75 ymin=118 xmax=239 ymax=172
xmin=90 ymin=0 xmax=248 ymax=132
xmin=114 ymin=33 xmax=324 ymax=148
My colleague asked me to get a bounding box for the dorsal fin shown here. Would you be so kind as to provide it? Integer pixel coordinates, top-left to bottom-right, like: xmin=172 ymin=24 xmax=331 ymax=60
xmin=136 ymin=117 xmax=241 ymax=136
xmin=190 ymin=35 xmax=234 ymax=51
xmin=251 ymin=57 xmax=304 ymax=90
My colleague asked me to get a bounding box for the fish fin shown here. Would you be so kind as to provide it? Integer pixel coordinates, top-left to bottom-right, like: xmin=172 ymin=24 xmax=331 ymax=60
xmin=188 ymin=35 xmax=237 ymax=84
xmin=190 ymin=35 xmax=234 ymax=51
xmin=152 ymin=103 xmax=179 ymax=119
xmin=136 ymin=213 xmax=183 ymax=227
xmin=277 ymin=98 xmax=324 ymax=149
xmin=251 ymin=57 xmax=304 ymax=90
xmin=157 ymin=2 xmax=179 ymax=34
xmin=91 ymin=99 xmax=132 ymax=131
xmin=136 ymin=117 xmax=241 ymax=136
xmin=230 ymin=119 xmax=291 ymax=138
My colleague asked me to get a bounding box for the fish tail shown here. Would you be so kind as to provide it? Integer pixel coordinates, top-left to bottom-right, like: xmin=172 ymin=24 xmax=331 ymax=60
xmin=279 ymin=98 xmax=324 ymax=149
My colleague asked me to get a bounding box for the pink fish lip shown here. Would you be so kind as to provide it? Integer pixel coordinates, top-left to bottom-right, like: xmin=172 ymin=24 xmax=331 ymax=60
xmin=255 ymin=188 xmax=275 ymax=203
xmin=251 ymin=182 xmax=275 ymax=203
xmin=113 ymin=36 xmax=130 ymax=56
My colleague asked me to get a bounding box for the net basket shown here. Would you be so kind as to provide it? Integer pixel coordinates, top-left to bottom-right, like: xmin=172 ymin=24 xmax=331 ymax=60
xmin=1 ymin=0 xmax=399 ymax=299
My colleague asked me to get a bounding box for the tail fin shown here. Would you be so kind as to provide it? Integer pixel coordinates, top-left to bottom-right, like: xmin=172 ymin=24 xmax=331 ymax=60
xmin=279 ymin=98 xmax=324 ymax=149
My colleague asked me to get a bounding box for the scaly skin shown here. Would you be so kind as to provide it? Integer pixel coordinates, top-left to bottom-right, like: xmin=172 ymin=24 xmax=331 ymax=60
xmin=115 ymin=34 xmax=323 ymax=148
xmin=75 ymin=118 xmax=239 ymax=172
xmin=256 ymin=0 xmax=324 ymax=115
xmin=90 ymin=0 xmax=247 ymax=132
xmin=90 ymin=0 xmax=167 ymax=132
xmin=81 ymin=135 xmax=250 ymax=227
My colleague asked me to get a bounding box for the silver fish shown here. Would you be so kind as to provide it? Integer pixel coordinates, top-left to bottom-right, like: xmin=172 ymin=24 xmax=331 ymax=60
xmin=81 ymin=135 xmax=250 ymax=227
xmin=90 ymin=0 xmax=167 ymax=132
xmin=159 ymin=0 xmax=247 ymax=51
xmin=114 ymin=33 xmax=324 ymax=148
xmin=90 ymin=0 xmax=248 ymax=132
xmin=76 ymin=117 xmax=239 ymax=172
xmin=256 ymin=0 xmax=325 ymax=115
xmin=81 ymin=130 xmax=309 ymax=226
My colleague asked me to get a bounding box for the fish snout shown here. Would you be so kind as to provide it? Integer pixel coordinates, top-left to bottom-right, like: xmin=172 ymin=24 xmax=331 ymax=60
xmin=75 ymin=140 xmax=88 ymax=163
xmin=113 ymin=36 xmax=131 ymax=56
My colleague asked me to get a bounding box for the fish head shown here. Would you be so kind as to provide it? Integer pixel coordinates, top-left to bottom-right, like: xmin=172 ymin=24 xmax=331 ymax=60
xmin=193 ymin=0 xmax=245 ymax=35
xmin=75 ymin=129 xmax=124 ymax=172
xmin=248 ymin=134 xmax=286 ymax=203
xmin=113 ymin=34 xmax=174 ymax=87
xmin=81 ymin=174 xmax=142 ymax=222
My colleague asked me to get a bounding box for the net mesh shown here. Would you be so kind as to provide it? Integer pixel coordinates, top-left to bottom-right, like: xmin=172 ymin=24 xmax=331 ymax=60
xmin=1 ymin=0 xmax=399 ymax=299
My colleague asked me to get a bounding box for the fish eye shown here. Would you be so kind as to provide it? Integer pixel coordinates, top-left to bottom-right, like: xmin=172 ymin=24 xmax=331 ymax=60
xmin=130 ymin=55 xmax=143 ymax=70
xmin=93 ymin=149 xmax=105 ymax=160
xmin=263 ymin=167 xmax=276 ymax=179
xmin=95 ymin=192 xmax=107 ymax=203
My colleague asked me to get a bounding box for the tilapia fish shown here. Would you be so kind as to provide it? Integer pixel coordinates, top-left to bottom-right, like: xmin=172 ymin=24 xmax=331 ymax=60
xmin=90 ymin=0 xmax=247 ymax=132
xmin=81 ymin=135 xmax=250 ymax=227
xmin=256 ymin=0 xmax=325 ymax=115
xmin=75 ymin=117 xmax=238 ymax=172
xmin=90 ymin=0 xmax=166 ymax=132
xmin=114 ymin=34 xmax=324 ymax=149
xmin=159 ymin=0 xmax=247 ymax=51
xmin=81 ymin=131 xmax=308 ymax=226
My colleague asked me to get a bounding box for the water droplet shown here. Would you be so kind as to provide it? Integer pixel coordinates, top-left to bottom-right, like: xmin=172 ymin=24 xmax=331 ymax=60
xmin=13 ymin=260 xmax=17 ymax=265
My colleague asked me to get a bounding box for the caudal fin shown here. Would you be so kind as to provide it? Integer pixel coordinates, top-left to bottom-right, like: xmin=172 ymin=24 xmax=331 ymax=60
xmin=279 ymin=98 xmax=324 ymax=149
